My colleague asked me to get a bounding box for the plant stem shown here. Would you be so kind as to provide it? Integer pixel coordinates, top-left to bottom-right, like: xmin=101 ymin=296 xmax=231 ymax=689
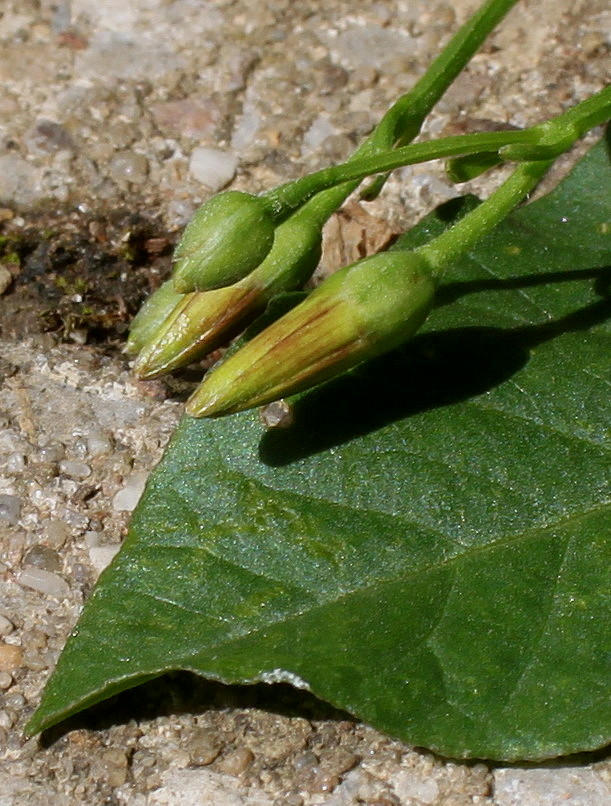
xmin=262 ymin=0 xmax=522 ymax=220
xmin=268 ymin=130 xmax=538 ymax=210
xmin=416 ymin=159 xmax=554 ymax=277
xmin=264 ymin=85 xmax=611 ymax=217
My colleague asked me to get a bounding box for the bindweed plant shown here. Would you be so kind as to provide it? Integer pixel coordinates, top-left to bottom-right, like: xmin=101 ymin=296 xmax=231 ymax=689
xmin=128 ymin=78 xmax=610 ymax=408
xmin=26 ymin=0 xmax=611 ymax=762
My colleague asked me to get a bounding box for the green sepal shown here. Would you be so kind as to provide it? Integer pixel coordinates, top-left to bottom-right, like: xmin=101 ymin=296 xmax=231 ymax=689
xmin=125 ymin=280 xmax=185 ymax=356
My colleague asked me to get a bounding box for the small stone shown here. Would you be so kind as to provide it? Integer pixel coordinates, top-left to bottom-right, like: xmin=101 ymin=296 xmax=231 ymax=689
xmin=0 ymin=616 xmax=14 ymax=636
xmin=17 ymin=567 xmax=70 ymax=599
xmin=0 ymin=643 xmax=23 ymax=672
xmin=86 ymin=431 xmax=113 ymax=457
xmin=0 ymin=153 xmax=41 ymax=208
xmin=4 ymin=691 xmax=25 ymax=709
xmin=59 ymin=459 xmax=92 ymax=480
xmin=91 ymin=748 xmax=129 ymax=788
xmin=494 ymin=766 xmax=611 ymax=806
xmin=301 ymin=115 xmax=336 ymax=154
xmin=43 ymin=519 xmax=70 ymax=549
xmin=0 ymin=265 xmax=12 ymax=295
xmin=188 ymin=147 xmax=237 ymax=192
xmin=22 ymin=650 xmax=48 ymax=672
xmin=88 ymin=544 xmax=121 ymax=574
xmin=23 ymin=544 xmax=62 ymax=572
xmin=6 ymin=452 xmax=25 ymax=472
xmin=112 ymin=471 xmax=149 ymax=512
xmin=151 ymin=98 xmax=223 ymax=139
xmin=0 ymin=671 xmax=13 ymax=689
xmin=393 ymin=769 xmax=439 ymax=803
xmin=260 ymin=400 xmax=294 ymax=429
xmin=216 ymin=747 xmax=254 ymax=776
xmin=23 ymin=120 xmax=75 ymax=156
xmin=109 ymin=150 xmax=149 ymax=184
xmin=37 ymin=443 xmax=64 ymax=463
xmin=294 ymin=751 xmax=318 ymax=772
xmin=187 ymin=730 xmax=221 ymax=766
xmin=58 ymin=507 xmax=90 ymax=531
xmin=0 ymin=494 xmax=21 ymax=526
xmin=0 ymin=710 xmax=14 ymax=730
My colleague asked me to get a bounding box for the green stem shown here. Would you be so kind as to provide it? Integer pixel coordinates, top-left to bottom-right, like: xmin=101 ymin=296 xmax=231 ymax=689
xmin=268 ymin=129 xmax=537 ymax=211
xmin=548 ymin=83 xmax=611 ymax=136
xmin=416 ymin=159 xmax=554 ymax=277
xmin=358 ymin=0 xmax=522 ymax=154
xmin=263 ymin=84 xmax=611 ymax=217
xmin=262 ymin=0 xmax=522 ymax=221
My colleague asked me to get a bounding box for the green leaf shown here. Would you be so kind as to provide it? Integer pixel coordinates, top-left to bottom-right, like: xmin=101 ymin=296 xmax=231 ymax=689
xmin=26 ymin=137 xmax=611 ymax=760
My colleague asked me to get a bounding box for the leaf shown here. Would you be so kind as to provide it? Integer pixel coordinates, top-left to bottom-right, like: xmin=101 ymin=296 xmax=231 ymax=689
xmin=26 ymin=137 xmax=611 ymax=760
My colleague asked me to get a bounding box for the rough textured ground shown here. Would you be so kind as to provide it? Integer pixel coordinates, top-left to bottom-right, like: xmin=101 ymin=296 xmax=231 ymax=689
xmin=0 ymin=0 xmax=609 ymax=804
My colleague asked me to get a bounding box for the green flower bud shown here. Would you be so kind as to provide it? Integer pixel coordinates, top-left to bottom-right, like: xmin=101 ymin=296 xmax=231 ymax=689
xmin=125 ymin=280 xmax=185 ymax=356
xmin=134 ymin=285 xmax=259 ymax=379
xmin=172 ymin=191 xmax=276 ymax=293
xmin=133 ymin=207 xmax=323 ymax=379
xmin=185 ymin=251 xmax=436 ymax=418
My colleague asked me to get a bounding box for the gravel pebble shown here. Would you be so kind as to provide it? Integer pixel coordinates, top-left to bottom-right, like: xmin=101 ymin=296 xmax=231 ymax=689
xmin=0 ymin=710 xmax=14 ymax=730
xmin=494 ymin=766 xmax=611 ymax=805
xmin=187 ymin=730 xmax=222 ymax=766
xmin=0 ymin=616 xmax=15 ymax=636
xmin=216 ymin=747 xmax=255 ymax=777
xmin=108 ymin=150 xmax=149 ymax=185
xmin=0 ymin=494 xmax=21 ymax=525
xmin=0 ymin=154 xmax=40 ymax=208
xmin=393 ymin=768 xmax=439 ymax=803
xmin=17 ymin=568 xmax=70 ymax=599
xmin=0 ymin=643 xmax=23 ymax=672
xmin=87 ymin=544 xmax=121 ymax=575
xmin=0 ymin=265 xmax=12 ymax=295
xmin=188 ymin=147 xmax=238 ymax=192
xmin=23 ymin=544 xmax=62 ymax=572
xmin=0 ymin=671 xmax=12 ymax=689
xmin=112 ymin=470 xmax=149 ymax=511
xmin=59 ymin=460 xmax=92 ymax=480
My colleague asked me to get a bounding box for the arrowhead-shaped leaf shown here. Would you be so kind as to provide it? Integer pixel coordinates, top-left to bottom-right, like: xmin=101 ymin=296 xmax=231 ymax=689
xmin=27 ymin=137 xmax=611 ymax=760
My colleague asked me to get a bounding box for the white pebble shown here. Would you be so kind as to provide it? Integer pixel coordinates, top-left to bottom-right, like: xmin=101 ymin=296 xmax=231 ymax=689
xmin=301 ymin=115 xmax=335 ymax=154
xmin=393 ymin=770 xmax=439 ymax=803
xmin=6 ymin=452 xmax=26 ymax=472
xmin=86 ymin=431 xmax=112 ymax=457
xmin=188 ymin=147 xmax=237 ymax=192
xmin=112 ymin=470 xmax=149 ymax=512
xmin=494 ymin=767 xmax=611 ymax=806
xmin=59 ymin=459 xmax=92 ymax=480
xmin=88 ymin=544 xmax=121 ymax=575
xmin=17 ymin=568 xmax=70 ymax=599
xmin=0 ymin=154 xmax=41 ymax=207
xmin=0 ymin=616 xmax=14 ymax=636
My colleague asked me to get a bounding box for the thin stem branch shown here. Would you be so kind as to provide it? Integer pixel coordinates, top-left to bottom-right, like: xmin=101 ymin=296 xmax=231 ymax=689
xmin=416 ymin=159 xmax=554 ymax=276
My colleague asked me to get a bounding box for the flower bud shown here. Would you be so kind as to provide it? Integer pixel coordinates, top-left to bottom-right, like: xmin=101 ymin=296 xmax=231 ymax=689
xmin=125 ymin=280 xmax=184 ymax=356
xmin=134 ymin=285 xmax=259 ymax=379
xmin=171 ymin=191 xmax=276 ymax=293
xmin=133 ymin=207 xmax=323 ymax=378
xmin=186 ymin=251 xmax=436 ymax=417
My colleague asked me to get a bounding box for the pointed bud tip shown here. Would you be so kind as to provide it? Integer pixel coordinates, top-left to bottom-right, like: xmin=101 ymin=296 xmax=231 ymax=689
xmin=183 ymin=250 xmax=437 ymax=418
